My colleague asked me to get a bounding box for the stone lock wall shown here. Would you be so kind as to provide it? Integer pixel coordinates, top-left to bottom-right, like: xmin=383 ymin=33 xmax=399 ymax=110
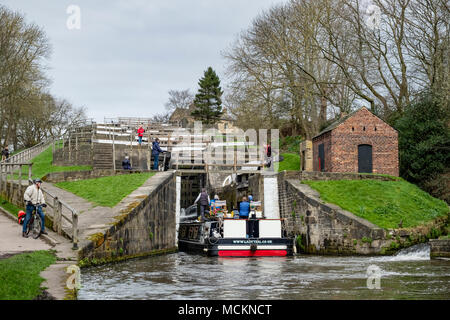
xmin=53 ymin=144 xmax=93 ymax=166
xmin=78 ymin=172 xmax=177 ymax=265
xmin=279 ymin=178 xmax=388 ymax=255
xmin=430 ymin=239 xmax=450 ymax=258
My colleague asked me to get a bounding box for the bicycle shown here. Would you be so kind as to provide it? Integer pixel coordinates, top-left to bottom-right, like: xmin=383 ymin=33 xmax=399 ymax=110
xmin=24 ymin=203 xmax=46 ymax=239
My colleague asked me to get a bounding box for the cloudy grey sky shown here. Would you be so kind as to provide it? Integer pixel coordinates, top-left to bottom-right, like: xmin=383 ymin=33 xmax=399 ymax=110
xmin=2 ymin=0 xmax=288 ymax=122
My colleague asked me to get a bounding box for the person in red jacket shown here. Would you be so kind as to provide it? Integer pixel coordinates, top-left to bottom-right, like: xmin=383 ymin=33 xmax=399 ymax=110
xmin=137 ymin=124 xmax=145 ymax=146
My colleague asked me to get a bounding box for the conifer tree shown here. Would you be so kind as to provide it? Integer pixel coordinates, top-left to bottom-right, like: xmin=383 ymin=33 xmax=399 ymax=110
xmin=191 ymin=67 xmax=224 ymax=125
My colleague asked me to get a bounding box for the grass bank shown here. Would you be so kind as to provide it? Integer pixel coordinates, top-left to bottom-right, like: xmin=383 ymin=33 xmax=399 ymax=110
xmin=55 ymin=172 xmax=155 ymax=207
xmin=29 ymin=146 xmax=92 ymax=179
xmin=0 ymin=195 xmax=24 ymax=217
xmin=302 ymin=179 xmax=449 ymax=229
xmin=278 ymin=153 xmax=301 ymax=172
xmin=0 ymin=250 xmax=56 ymax=300
xmin=9 ymin=146 xmax=92 ymax=180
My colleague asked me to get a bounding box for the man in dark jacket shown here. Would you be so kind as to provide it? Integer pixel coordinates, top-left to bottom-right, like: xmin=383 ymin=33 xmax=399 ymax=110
xmin=194 ymin=188 xmax=210 ymax=221
xmin=122 ymin=156 xmax=131 ymax=170
xmin=1 ymin=146 xmax=9 ymax=161
xmin=152 ymin=138 xmax=164 ymax=170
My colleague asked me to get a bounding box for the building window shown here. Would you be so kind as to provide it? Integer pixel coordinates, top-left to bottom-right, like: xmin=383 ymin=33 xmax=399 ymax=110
xmin=363 ymin=126 xmax=366 ymax=131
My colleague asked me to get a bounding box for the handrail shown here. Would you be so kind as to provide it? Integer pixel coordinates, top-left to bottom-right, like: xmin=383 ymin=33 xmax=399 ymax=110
xmin=0 ymin=137 xmax=79 ymax=249
xmin=0 ymin=138 xmax=54 ymax=165
xmin=26 ymin=178 xmax=79 ymax=250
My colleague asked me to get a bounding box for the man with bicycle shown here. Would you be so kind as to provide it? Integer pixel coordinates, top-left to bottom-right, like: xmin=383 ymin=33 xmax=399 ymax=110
xmin=22 ymin=178 xmax=47 ymax=238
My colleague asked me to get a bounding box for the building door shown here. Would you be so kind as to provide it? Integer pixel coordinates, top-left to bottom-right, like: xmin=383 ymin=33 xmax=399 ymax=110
xmin=358 ymin=144 xmax=372 ymax=173
xmin=318 ymin=143 xmax=325 ymax=172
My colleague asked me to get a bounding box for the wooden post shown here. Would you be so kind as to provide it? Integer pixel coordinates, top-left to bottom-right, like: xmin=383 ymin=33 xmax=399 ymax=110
xmin=28 ymin=164 xmax=32 ymax=182
xmin=57 ymin=200 xmax=63 ymax=235
xmin=72 ymin=212 xmax=78 ymax=250
xmin=112 ymin=127 xmax=116 ymax=171
xmin=68 ymin=133 xmax=71 ymax=162
xmin=130 ymin=128 xmax=133 ymax=168
xmin=9 ymin=165 xmax=13 ymax=201
xmin=0 ymin=164 xmax=3 ymax=194
xmin=3 ymin=164 xmax=6 ymax=193
xmin=18 ymin=164 xmax=22 ymax=199
xmin=234 ymin=149 xmax=237 ymax=174
xmin=53 ymin=197 xmax=59 ymax=233
xmin=147 ymin=129 xmax=151 ymax=171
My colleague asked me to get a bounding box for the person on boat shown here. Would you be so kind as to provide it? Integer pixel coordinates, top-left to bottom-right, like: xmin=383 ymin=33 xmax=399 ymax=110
xmin=239 ymin=196 xmax=250 ymax=219
xmin=194 ymin=188 xmax=210 ymax=221
xmin=210 ymin=194 xmax=219 ymax=206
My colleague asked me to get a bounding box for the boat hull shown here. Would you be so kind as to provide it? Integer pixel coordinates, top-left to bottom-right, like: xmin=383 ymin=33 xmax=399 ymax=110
xmin=178 ymin=237 xmax=294 ymax=257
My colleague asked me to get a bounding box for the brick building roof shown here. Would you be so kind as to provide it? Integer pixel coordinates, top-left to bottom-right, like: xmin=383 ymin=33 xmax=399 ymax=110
xmin=313 ymin=107 xmax=396 ymax=139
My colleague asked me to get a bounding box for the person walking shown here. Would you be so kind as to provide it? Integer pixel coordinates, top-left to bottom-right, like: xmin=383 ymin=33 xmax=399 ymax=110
xmin=137 ymin=124 xmax=145 ymax=146
xmin=1 ymin=146 xmax=9 ymax=161
xmin=194 ymin=188 xmax=210 ymax=221
xmin=264 ymin=143 xmax=272 ymax=170
xmin=22 ymin=179 xmax=47 ymax=237
xmin=152 ymin=137 xmax=164 ymax=170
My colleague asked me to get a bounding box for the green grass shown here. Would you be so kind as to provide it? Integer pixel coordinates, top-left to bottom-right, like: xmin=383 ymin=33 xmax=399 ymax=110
xmin=55 ymin=173 xmax=155 ymax=207
xmin=29 ymin=146 xmax=92 ymax=179
xmin=0 ymin=250 xmax=56 ymax=300
xmin=302 ymin=179 xmax=449 ymax=229
xmin=10 ymin=146 xmax=92 ymax=180
xmin=0 ymin=195 xmax=24 ymax=217
xmin=278 ymin=153 xmax=301 ymax=172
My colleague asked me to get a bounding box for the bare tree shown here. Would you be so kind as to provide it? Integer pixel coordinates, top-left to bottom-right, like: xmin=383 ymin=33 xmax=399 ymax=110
xmin=164 ymin=89 xmax=194 ymax=112
xmin=0 ymin=5 xmax=51 ymax=148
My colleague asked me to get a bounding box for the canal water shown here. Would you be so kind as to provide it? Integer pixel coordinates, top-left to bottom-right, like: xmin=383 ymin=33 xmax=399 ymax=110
xmin=78 ymin=244 xmax=450 ymax=300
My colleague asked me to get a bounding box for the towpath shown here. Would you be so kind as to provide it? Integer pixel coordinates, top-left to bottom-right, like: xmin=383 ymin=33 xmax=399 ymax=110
xmin=0 ymin=207 xmax=77 ymax=300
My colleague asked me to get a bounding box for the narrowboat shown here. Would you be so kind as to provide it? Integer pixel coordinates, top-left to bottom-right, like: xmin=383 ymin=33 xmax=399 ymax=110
xmin=178 ymin=202 xmax=294 ymax=257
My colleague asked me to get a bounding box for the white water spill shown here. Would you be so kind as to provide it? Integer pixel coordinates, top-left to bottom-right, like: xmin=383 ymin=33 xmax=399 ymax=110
xmin=386 ymin=243 xmax=430 ymax=262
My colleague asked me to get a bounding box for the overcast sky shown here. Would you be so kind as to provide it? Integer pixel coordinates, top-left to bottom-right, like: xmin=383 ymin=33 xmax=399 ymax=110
xmin=2 ymin=0 xmax=289 ymax=122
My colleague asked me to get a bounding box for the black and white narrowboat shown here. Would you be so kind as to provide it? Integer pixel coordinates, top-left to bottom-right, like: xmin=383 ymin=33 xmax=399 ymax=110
xmin=178 ymin=203 xmax=294 ymax=257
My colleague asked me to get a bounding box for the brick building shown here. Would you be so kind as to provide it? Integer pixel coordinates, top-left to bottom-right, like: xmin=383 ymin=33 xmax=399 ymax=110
xmin=312 ymin=107 xmax=399 ymax=176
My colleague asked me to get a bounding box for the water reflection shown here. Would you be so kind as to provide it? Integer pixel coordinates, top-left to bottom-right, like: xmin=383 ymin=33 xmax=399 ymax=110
xmin=78 ymin=252 xmax=450 ymax=300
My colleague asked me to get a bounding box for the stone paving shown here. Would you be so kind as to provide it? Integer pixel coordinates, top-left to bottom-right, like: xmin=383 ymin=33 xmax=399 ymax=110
xmin=0 ymin=207 xmax=77 ymax=300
